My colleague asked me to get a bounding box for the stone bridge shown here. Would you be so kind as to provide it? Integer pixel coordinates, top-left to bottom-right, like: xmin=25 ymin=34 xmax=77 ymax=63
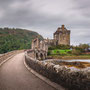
xmin=27 ymin=49 xmax=47 ymax=60
xmin=30 ymin=38 xmax=49 ymax=60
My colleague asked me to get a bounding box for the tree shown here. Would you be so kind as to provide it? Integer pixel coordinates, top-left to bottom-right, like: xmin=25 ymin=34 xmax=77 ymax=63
xmin=72 ymin=49 xmax=82 ymax=55
xmin=79 ymin=44 xmax=89 ymax=50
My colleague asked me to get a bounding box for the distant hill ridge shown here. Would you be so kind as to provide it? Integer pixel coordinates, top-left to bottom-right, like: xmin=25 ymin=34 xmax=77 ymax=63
xmin=0 ymin=28 xmax=43 ymax=54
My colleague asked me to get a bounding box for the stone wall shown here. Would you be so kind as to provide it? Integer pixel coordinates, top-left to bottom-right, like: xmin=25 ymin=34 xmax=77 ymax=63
xmin=54 ymin=25 xmax=70 ymax=45
xmin=25 ymin=52 xmax=90 ymax=90
xmin=0 ymin=50 xmax=24 ymax=65
xmin=27 ymin=50 xmax=35 ymax=59
xmin=58 ymin=31 xmax=70 ymax=45
xmin=27 ymin=49 xmax=47 ymax=60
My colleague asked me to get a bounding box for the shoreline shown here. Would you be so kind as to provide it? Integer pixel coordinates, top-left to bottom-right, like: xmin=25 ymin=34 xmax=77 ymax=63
xmin=47 ymin=55 xmax=90 ymax=60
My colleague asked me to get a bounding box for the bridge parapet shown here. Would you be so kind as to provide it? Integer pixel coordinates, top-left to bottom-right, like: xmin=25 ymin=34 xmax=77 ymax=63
xmin=0 ymin=50 xmax=24 ymax=66
xmin=25 ymin=52 xmax=90 ymax=90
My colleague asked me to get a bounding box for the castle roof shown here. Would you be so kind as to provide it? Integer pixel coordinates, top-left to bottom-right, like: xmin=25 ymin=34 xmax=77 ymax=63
xmin=54 ymin=25 xmax=70 ymax=35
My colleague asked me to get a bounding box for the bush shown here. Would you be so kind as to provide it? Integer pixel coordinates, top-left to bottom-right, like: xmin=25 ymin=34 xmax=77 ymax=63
xmin=72 ymin=49 xmax=82 ymax=55
xmin=47 ymin=51 xmax=51 ymax=55
xmin=68 ymin=51 xmax=72 ymax=54
xmin=48 ymin=45 xmax=70 ymax=50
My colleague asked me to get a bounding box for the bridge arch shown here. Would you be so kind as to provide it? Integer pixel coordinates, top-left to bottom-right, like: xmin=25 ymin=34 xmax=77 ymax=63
xmin=36 ymin=53 xmax=38 ymax=59
xmin=40 ymin=53 xmax=44 ymax=60
xmin=28 ymin=49 xmax=47 ymax=60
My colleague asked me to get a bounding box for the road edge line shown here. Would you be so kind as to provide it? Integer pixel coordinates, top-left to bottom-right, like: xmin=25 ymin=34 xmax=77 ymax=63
xmin=0 ymin=54 xmax=17 ymax=67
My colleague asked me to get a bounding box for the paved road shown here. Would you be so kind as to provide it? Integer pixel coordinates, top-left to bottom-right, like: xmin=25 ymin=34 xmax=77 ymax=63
xmin=0 ymin=53 xmax=57 ymax=90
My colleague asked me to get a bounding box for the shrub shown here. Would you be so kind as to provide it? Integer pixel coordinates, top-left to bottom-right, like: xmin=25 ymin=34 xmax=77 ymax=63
xmin=48 ymin=45 xmax=70 ymax=50
xmin=47 ymin=51 xmax=50 ymax=55
xmin=72 ymin=49 xmax=82 ymax=55
xmin=68 ymin=51 xmax=72 ymax=54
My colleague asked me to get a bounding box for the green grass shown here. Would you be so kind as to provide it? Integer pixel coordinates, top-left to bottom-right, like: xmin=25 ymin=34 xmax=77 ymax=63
xmin=48 ymin=49 xmax=90 ymax=59
xmin=51 ymin=49 xmax=71 ymax=55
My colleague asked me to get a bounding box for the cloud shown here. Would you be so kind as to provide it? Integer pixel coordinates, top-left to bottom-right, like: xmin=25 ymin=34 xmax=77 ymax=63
xmin=0 ymin=0 xmax=90 ymax=45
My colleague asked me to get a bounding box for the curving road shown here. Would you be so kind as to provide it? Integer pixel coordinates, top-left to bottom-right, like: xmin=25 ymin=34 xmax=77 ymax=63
xmin=0 ymin=53 xmax=57 ymax=90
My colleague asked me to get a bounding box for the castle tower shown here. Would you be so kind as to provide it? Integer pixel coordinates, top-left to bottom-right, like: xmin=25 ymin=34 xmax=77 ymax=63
xmin=54 ymin=25 xmax=70 ymax=45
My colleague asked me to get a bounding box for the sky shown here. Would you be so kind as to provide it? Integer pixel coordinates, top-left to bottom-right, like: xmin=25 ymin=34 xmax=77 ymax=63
xmin=0 ymin=0 xmax=90 ymax=45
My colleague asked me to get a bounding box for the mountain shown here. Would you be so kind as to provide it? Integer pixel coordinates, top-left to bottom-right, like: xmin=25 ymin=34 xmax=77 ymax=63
xmin=0 ymin=27 xmax=43 ymax=54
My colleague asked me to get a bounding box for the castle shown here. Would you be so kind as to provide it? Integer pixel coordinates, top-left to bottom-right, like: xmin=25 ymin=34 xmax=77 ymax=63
xmin=32 ymin=25 xmax=71 ymax=52
xmin=54 ymin=25 xmax=70 ymax=45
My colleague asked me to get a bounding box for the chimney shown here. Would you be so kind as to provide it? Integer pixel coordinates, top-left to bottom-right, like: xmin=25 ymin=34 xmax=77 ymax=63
xmin=61 ymin=25 xmax=65 ymax=30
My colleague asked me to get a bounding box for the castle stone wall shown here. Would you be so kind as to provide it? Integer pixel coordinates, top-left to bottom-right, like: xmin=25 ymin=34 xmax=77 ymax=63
xmin=54 ymin=25 xmax=70 ymax=45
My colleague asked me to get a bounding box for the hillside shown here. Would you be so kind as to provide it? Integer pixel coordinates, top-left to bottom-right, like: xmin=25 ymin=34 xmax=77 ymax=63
xmin=0 ymin=28 xmax=43 ymax=54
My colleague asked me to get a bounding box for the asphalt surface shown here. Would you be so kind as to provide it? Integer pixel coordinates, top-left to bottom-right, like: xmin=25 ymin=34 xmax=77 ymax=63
xmin=0 ymin=53 xmax=57 ymax=90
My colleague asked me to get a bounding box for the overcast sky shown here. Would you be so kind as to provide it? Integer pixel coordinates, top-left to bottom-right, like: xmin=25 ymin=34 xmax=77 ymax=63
xmin=0 ymin=0 xmax=90 ymax=45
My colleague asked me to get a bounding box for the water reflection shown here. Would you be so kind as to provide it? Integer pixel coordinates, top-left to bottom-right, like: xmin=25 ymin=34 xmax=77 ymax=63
xmin=63 ymin=59 xmax=90 ymax=62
